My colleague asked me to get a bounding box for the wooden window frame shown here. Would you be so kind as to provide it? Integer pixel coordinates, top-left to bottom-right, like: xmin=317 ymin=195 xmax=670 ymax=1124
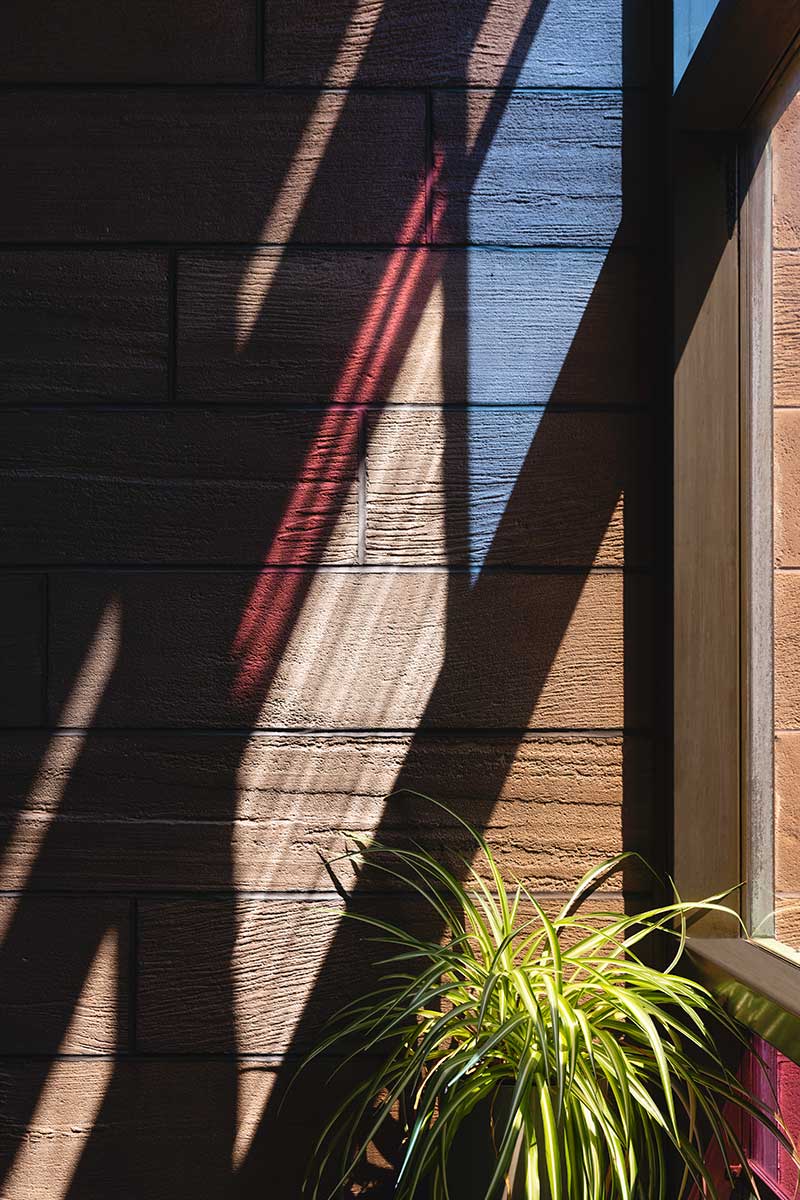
xmin=673 ymin=0 xmax=800 ymax=1063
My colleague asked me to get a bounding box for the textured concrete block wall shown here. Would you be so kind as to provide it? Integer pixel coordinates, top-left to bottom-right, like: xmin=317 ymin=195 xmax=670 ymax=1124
xmin=755 ymin=75 xmax=800 ymax=1200
xmin=774 ymin=88 xmax=800 ymax=949
xmin=773 ymin=99 xmax=800 ymax=1200
xmin=0 ymin=2 xmax=660 ymax=1195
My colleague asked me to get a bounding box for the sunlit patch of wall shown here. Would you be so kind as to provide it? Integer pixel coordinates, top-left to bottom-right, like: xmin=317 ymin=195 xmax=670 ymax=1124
xmin=2 ymin=930 xmax=118 ymax=1200
xmin=466 ymin=254 xmax=609 ymax=576
xmin=232 ymin=484 xmax=446 ymax=896
xmin=235 ymin=0 xmax=383 ymax=347
xmin=673 ymin=0 xmax=721 ymax=89
xmin=0 ymin=598 xmax=120 ymax=933
xmin=465 ymin=12 xmax=624 ymax=567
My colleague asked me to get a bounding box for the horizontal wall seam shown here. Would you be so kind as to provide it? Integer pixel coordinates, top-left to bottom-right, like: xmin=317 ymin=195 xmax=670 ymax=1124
xmin=0 ymin=563 xmax=656 ymax=572
xmin=0 ymin=725 xmax=655 ymax=736
xmin=0 ymin=564 xmax=655 ymax=575
xmin=0 ymin=243 xmax=641 ymax=253
xmin=0 ymin=402 xmax=653 ymax=414
xmin=0 ymin=1030 xmax=638 ymax=1064
xmin=0 ymin=889 xmax=646 ymax=901
xmin=0 ymin=83 xmax=646 ymax=95
xmin=0 ymin=726 xmax=652 ymax=739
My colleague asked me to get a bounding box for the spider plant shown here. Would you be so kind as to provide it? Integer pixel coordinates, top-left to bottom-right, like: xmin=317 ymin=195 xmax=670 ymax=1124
xmin=300 ymin=795 xmax=795 ymax=1200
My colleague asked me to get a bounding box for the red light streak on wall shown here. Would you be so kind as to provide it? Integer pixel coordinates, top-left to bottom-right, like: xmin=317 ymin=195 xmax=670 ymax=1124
xmin=231 ymin=156 xmax=444 ymax=701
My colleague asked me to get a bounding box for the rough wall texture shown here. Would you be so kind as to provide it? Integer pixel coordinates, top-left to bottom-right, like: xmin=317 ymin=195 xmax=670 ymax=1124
xmin=755 ymin=76 xmax=800 ymax=1200
xmin=0 ymin=2 xmax=659 ymax=1196
xmin=773 ymin=86 xmax=800 ymax=949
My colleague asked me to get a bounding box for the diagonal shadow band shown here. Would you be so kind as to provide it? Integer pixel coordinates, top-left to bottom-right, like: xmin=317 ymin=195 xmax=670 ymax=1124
xmin=0 ymin=1 xmax=673 ymax=1196
xmin=232 ymin=243 xmax=654 ymax=1199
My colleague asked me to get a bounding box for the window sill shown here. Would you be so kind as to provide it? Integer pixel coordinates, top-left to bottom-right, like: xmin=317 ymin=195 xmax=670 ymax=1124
xmin=687 ymin=938 xmax=800 ymax=1065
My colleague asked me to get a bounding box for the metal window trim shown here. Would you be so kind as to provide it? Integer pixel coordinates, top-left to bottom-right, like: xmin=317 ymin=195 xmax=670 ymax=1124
xmin=674 ymin=0 xmax=800 ymax=1041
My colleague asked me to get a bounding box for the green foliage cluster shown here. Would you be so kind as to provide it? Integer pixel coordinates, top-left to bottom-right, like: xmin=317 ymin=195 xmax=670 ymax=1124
xmin=301 ymin=797 xmax=794 ymax=1200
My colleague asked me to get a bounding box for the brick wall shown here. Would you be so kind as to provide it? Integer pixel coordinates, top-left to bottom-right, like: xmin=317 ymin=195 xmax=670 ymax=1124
xmin=0 ymin=2 xmax=660 ymax=1196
